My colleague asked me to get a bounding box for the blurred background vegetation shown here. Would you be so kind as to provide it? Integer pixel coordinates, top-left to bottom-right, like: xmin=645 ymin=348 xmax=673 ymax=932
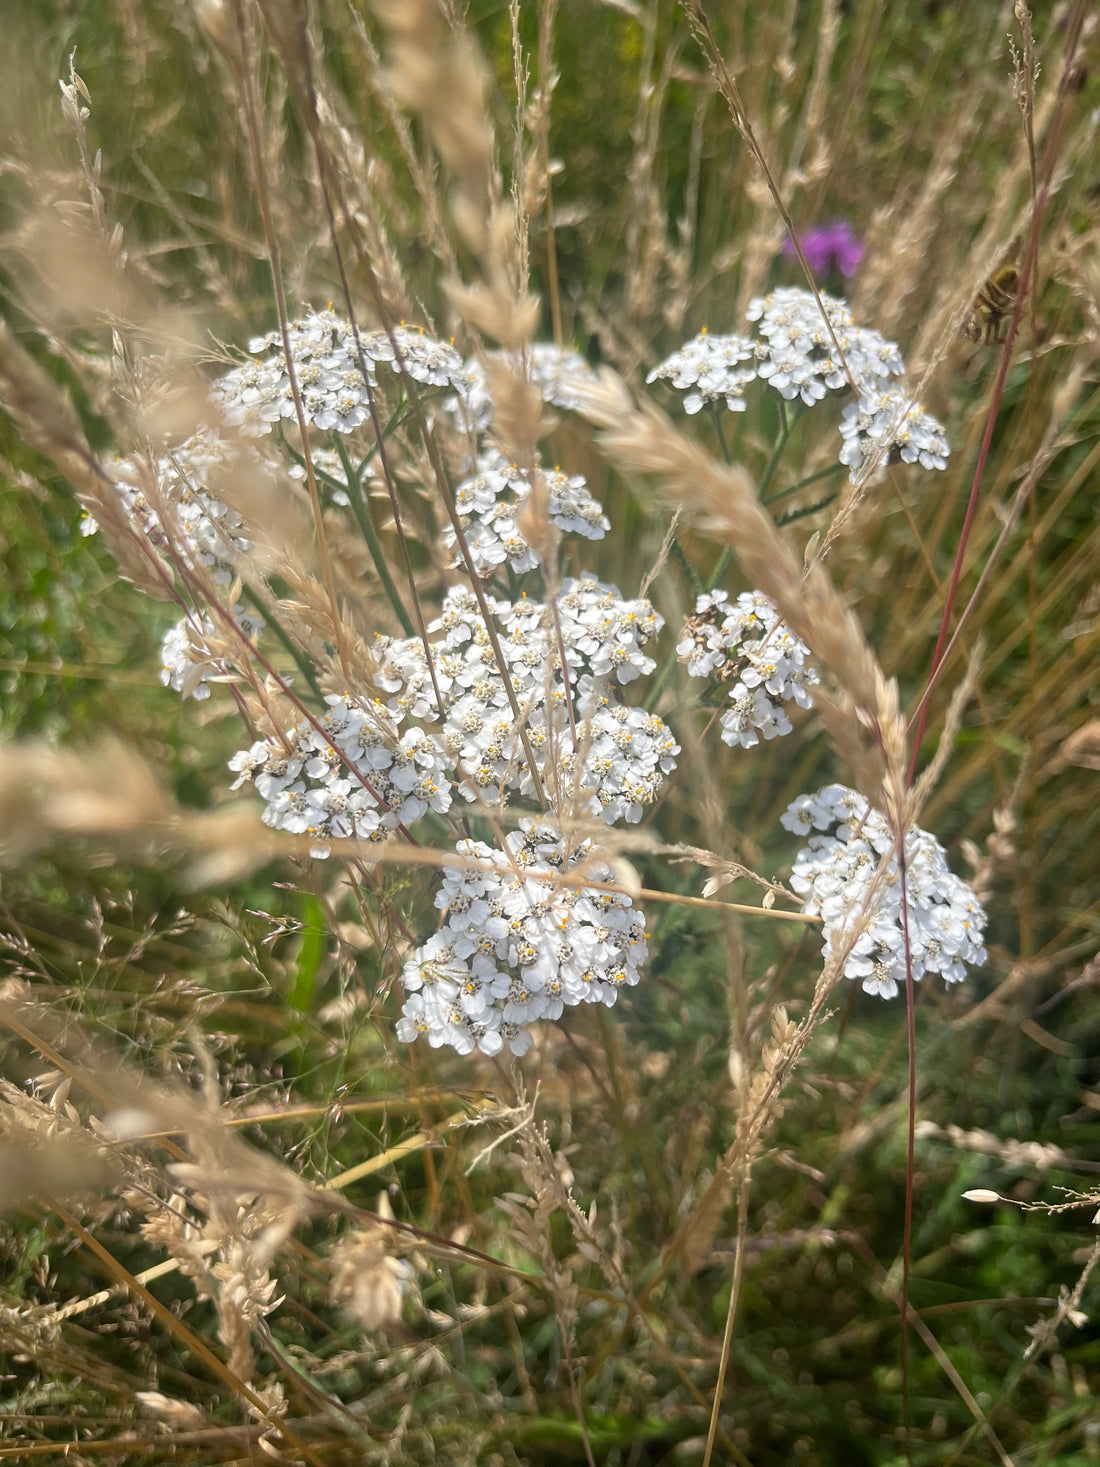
xmin=0 ymin=1 xmax=1097 ymax=1463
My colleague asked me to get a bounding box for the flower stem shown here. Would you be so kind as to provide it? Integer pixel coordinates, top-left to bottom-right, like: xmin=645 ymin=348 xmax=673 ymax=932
xmin=764 ymin=457 xmax=844 ymax=508
xmin=757 ymin=401 xmax=795 ymax=502
xmin=333 ymin=435 xmax=415 ymax=637
xmin=239 ymin=583 xmax=324 ymax=701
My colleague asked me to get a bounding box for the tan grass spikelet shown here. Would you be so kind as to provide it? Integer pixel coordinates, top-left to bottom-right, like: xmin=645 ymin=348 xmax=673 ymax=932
xmin=1058 ymin=719 xmax=1100 ymax=772
xmin=513 ymin=465 xmax=558 ymax=568
xmin=252 ymin=0 xmax=416 ymax=324
xmin=672 ymin=1005 xmax=801 ymax=1279
xmin=0 ymin=1078 xmax=121 ymax=1209
xmin=127 ymin=1061 xmax=312 ymax=1388
xmin=375 ymin=0 xmax=541 ymax=379
xmin=0 ymin=741 xmax=172 ymax=865
xmin=0 ymin=1010 xmax=314 ymax=1393
xmin=134 ymin=1392 xmax=207 ymax=1433
xmin=445 ymin=249 xmax=541 ymax=352
xmin=329 ymin=1209 xmax=415 ymax=1333
xmin=0 ymin=323 xmax=173 ymax=602
xmin=134 ymin=1188 xmax=214 ymax=1292
xmin=375 ymin=0 xmax=496 ymax=255
xmin=482 ymin=353 xmax=545 ymax=472
xmin=0 ymin=739 xmax=282 ymax=880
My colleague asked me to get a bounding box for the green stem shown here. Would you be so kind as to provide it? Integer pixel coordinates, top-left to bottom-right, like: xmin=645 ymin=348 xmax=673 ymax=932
xmin=775 ymin=491 xmax=839 ymax=527
xmin=505 ymin=561 xmax=524 ymax=604
xmin=757 ymin=401 xmax=795 ymax=502
xmin=702 ymin=408 xmax=737 ymax=592
xmin=762 ymin=462 xmax=843 ymax=507
xmin=239 ymin=583 xmax=324 ymax=701
xmin=671 ymin=533 xmax=704 ymax=597
xmin=332 ymin=436 xmax=415 ymax=637
xmin=707 ymin=546 xmax=732 ymax=590
xmin=710 ymin=404 xmax=733 ymax=464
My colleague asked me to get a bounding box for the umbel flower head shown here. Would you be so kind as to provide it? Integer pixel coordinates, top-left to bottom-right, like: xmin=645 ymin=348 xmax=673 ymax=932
xmin=648 ymin=287 xmax=948 ymax=487
xmin=443 ymin=450 xmax=609 ymax=577
xmin=838 ymin=387 xmax=949 ymax=480
xmin=85 ymin=425 xmax=260 ymax=585
xmin=746 ymin=287 xmax=904 ymax=404
xmin=645 ymin=330 xmax=757 ymax=414
xmin=678 ymin=589 xmax=818 ymax=748
xmin=396 ymin=819 xmax=648 ymax=1058
xmin=781 ymin=784 xmax=988 ymax=999
xmin=210 ymin=311 xmax=468 ymax=436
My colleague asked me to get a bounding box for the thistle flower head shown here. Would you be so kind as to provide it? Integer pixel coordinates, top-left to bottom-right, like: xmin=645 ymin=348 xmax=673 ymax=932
xmin=782 ymin=220 xmax=865 ymax=278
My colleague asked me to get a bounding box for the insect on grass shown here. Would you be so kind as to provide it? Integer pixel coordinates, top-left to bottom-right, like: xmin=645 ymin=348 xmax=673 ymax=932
xmin=962 ymin=263 xmax=1020 ymax=344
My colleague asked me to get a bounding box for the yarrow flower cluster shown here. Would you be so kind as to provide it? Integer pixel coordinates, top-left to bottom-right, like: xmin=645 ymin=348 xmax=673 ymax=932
xmin=645 ymin=331 xmax=757 ymax=414
xmin=396 ymin=820 xmax=648 ymax=1057
xmin=211 ymin=311 xmax=467 ymax=437
xmin=229 ymin=695 xmax=453 ymax=855
xmin=839 ymin=387 xmax=949 ymax=476
xmin=86 ymin=426 xmax=258 ymax=585
xmin=89 ymin=300 xmax=985 ymax=1061
xmin=83 ymin=427 xmax=267 ymax=697
xmin=648 ymin=287 xmax=949 ymax=487
xmin=678 ymin=590 xmax=818 ymax=748
xmin=367 ymin=577 xmax=677 ymax=822
xmin=443 ymin=451 xmax=609 ymax=576
xmin=748 ymin=287 xmax=904 ymax=403
xmin=781 ymin=784 xmax=988 ymax=999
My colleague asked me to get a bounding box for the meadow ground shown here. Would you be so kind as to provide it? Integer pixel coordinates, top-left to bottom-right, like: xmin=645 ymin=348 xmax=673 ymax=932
xmin=0 ymin=3 xmax=1097 ymax=1464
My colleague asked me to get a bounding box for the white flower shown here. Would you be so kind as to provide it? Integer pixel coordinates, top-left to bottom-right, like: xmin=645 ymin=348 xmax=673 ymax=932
xmin=746 ymin=287 xmax=911 ymax=408
xmin=679 ymin=589 xmax=818 ymax=747
xmin=101 ymin=427 xmax=261 ymax=586
xmin=546 ymin=466 xmax=610 ymax=540
xmin=228 ymin=696 xmax=450 ymax=851
xmin=396 ymin=820 xmax=648 ymax=1057
xmin=783 ymin=784 xmax=988 ymax=998
xmin=838 ymin=388 xmax=949 ymax=484
xmin=369 ymin=325 xmax=465 ymax=388
xmin=647 ymin=331 xmax=757 ymax=413
xmin=748 ymin=287 xmax=856 ymax=404
xmin=442 ymin=454 xmax=609 ymax=576
xmin=372 ymin=576 xmax=675 ymax=823
xmin=160 ymin=608 xmax=262 ymax=701
xmin=211 ymin=312 xmax=468 ymax=439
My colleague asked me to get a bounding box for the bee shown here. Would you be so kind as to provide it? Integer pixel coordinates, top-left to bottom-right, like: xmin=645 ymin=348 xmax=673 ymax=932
xmin=962 ymin=264 xmax=1020 ymax=345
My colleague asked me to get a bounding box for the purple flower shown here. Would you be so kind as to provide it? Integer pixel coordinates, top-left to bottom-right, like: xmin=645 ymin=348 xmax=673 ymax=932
xmin=783 ymin=220 xmax=864 ymax=279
